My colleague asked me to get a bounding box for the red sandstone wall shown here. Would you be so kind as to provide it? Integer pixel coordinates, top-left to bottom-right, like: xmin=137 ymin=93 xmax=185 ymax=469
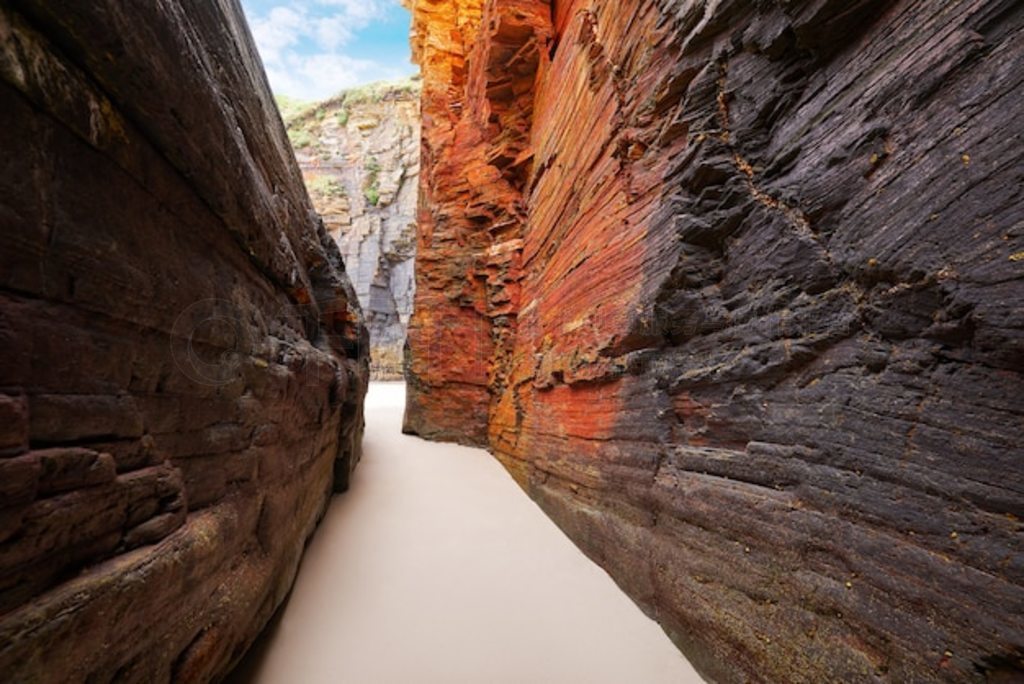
xmin=405 ymin=0 xmax=1024 ymax=681
xmin=0 ymin=2 xmax=367 ymax=680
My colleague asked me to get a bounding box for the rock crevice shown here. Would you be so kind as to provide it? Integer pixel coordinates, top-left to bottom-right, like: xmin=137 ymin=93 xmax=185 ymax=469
xmin=285 ymin=82 xmax=421 ymax=378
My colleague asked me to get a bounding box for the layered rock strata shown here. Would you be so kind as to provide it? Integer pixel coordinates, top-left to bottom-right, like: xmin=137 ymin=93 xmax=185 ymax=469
xmin=0 ymin=1 xmax=367 ymax=681
xmin=404 ymin=0 xmax=1024 ymax=681
xmin=403 ymin=0 xmax=545 ymax=444
xmin=286 ymin=82 xmax=421 ymax=379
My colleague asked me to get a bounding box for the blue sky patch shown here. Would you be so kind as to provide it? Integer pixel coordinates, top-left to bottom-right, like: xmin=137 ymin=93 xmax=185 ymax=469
xmin=240 ymin=0 xmax=415 ymax=101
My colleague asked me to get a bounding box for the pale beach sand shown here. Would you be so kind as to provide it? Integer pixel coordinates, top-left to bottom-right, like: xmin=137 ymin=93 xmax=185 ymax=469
xmin=231 ymin=382 xmax=704 ymax=683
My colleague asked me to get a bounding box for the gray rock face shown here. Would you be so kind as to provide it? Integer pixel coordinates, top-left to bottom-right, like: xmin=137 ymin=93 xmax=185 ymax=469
xmin=0 ymin=1 xmax=367 ymax=680
xmin=286 ymin=83 xmax=420 ymax=378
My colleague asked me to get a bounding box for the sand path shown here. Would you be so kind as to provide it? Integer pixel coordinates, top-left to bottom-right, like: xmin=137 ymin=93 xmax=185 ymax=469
xmin=233 ymin=382 xmax=703 ymax=683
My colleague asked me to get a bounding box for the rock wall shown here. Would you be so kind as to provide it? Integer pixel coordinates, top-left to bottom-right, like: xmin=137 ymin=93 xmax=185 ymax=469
xmin=404 ymin=0 xmax=1024 ymax=681
xmin=286 ymin=82 xmax=420 ymax=379
xmin=0 ymin=1 xmax=368 ymax=681
xmin=402 ymin=0 xmax=539 ymax=444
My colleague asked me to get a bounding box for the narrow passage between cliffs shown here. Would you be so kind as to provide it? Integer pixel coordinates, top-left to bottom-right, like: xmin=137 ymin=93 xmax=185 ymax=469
xmin=231 ymin=383 xmax=703 ymax=683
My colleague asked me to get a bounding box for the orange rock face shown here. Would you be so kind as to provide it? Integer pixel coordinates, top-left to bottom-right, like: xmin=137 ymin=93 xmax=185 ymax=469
xmin=403 ymin=0 xmax=551 ymax=445
xmin=407 ymin=0 xmax=1024 ymax=681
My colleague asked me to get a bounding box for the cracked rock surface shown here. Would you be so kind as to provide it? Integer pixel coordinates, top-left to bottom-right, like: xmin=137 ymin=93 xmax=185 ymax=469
xmin=404 ymin=0 xmax=1024 ymax=681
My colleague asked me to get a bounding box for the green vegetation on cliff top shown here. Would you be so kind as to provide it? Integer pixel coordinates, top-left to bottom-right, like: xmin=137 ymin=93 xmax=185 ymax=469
xmin=278 ymin=77 xmax=420 ymax=131
xmin=275 ymin=94 xmax=313 ymax=122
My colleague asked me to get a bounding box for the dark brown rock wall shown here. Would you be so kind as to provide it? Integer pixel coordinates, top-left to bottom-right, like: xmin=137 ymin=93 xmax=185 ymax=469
xmin=406 ymin=0 xmax=1024 ymax=681
xmin=0 ymin=1 xmax=367 ymax=680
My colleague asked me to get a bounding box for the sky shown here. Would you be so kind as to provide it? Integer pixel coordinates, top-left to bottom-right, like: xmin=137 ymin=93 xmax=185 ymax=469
xmin=240 ymin=0 xmax=415 ymax=101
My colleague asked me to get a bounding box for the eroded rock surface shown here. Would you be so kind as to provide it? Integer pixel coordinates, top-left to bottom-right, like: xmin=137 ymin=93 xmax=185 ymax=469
xmin=403 ymin=0 xmax=544 ymax=445
xmin=404 ymin=0 xmax=1024 ymax=681
xmin=286 ymin=82 xmax=420 ymax=379
xmin=0 ymin=2 xmax=367 ymax=680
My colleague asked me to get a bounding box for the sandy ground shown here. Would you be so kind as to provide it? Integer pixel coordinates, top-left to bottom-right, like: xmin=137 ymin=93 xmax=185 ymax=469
xmin=231 ymin=382 xmax=704 ymax=683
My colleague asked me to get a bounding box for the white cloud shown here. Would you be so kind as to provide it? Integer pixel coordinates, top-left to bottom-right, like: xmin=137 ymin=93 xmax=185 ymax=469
xmin=250 ymin=6 xmax=305 ymax=64
xmin=317 ymin=0 xmax=389 ymax=23
xmin=266 ymin=54 xmax=371 ymax=100
xmin=312 ymin=15 xmax=354 ymax=52
xmin=246 ymin=0 xmax=401 ymax=100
